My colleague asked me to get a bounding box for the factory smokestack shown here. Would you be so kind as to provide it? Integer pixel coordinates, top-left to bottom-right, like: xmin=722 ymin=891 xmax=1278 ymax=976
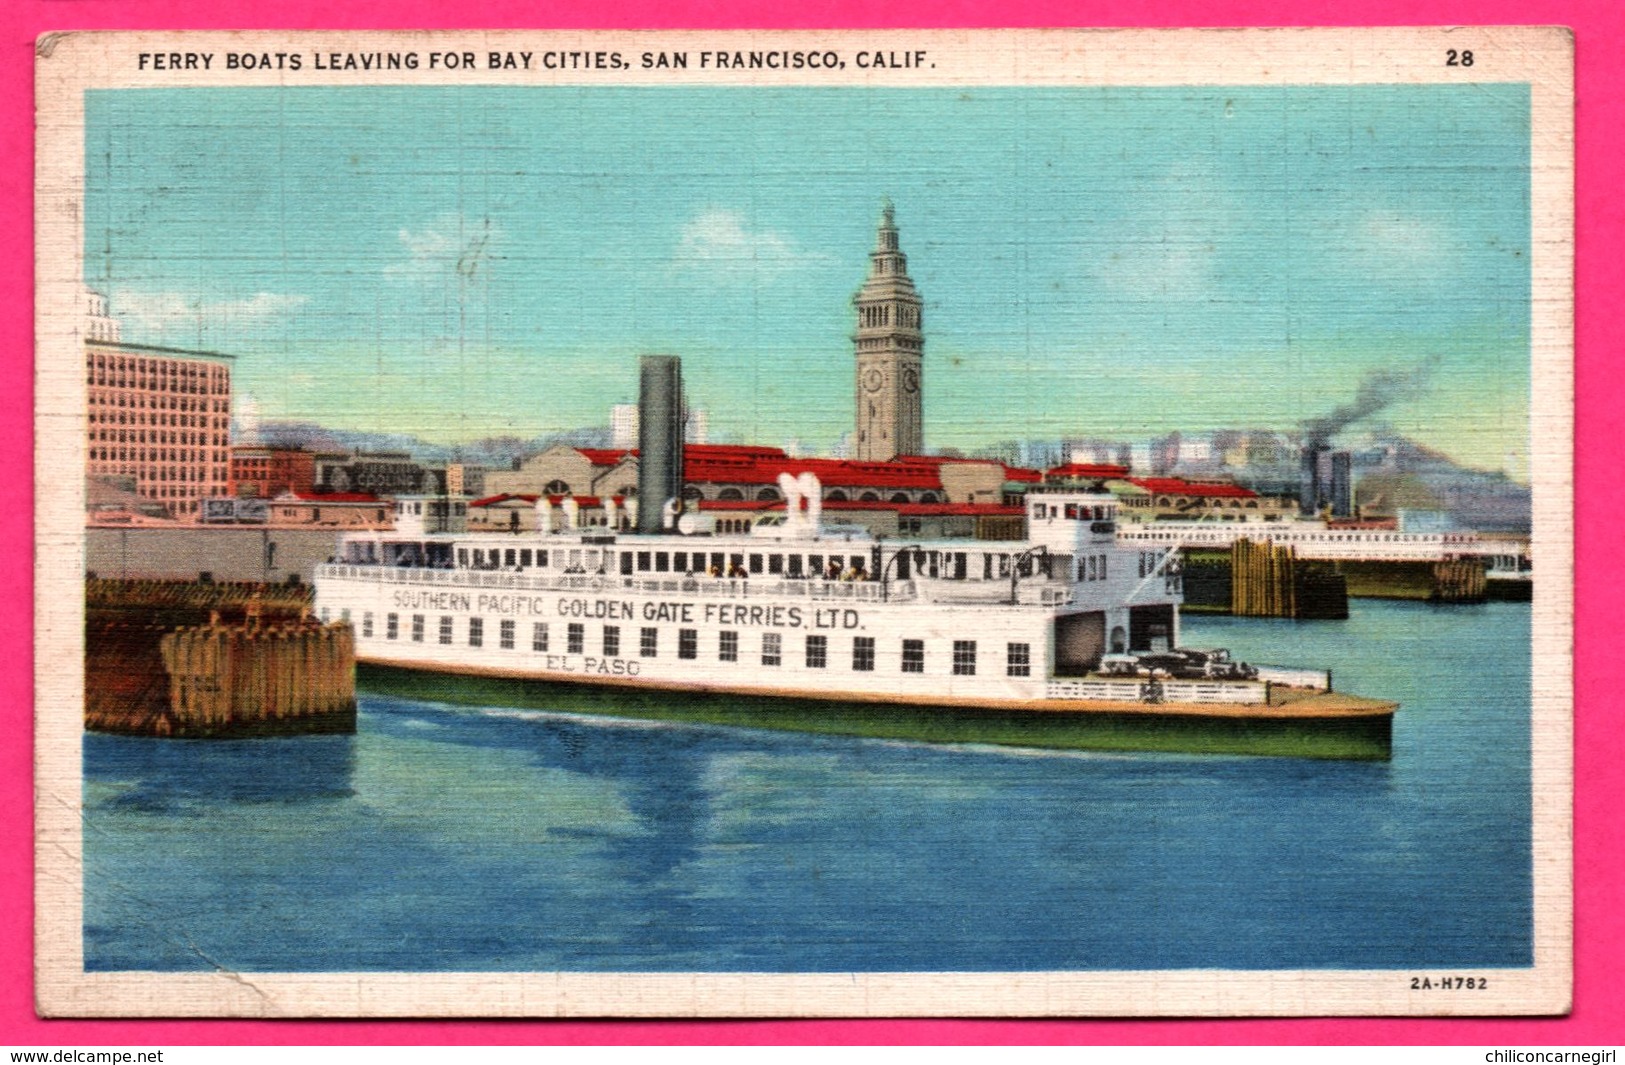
xmin=636 ymin=355 xmax=685 ymax=535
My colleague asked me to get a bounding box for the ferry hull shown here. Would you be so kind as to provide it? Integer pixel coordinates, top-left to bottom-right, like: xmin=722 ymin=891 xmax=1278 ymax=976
xmin=357 ymin=661 xmax=1394 ymax=762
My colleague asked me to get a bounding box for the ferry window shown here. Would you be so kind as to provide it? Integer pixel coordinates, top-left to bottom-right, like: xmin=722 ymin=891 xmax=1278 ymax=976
xmin=473 ymin=549 xmax=485 ymax=568
xmin=468 ymin=618 xmax=484 ymax=648
xmin=674 ymin=552 xmax=689 ymax=573
xmin=901 ymin=639 xmax=924 ymax=674
xmin=788 ymin=555 xmax=804 ymax=578
xmin=537 ymin=550 xmax=548 ymax=567
xmin=1007 ymin=643 xmax=1031 ymax=677
xmin=720 ymin=630 xmax=738 ymax=662
xmin=637 ymin=551 xmax=651 ymax=572
xmin=568 ymin=624 xmax=585 ymax=654
xmin=532 ymin=622 xmax=549 ymax=652
xmin=953 ymin=640 xmax=977 ymax=676
xmin=604 ymin=626 xmax=620 ymax=656
xmin=500 ymin=620 xmax=515 ymax=650
xmin=504 ymin=549 xmax=517 ymax=567
xmin=768 ymin=554 xmax=784 ymax=575
xmin=655 ymin=552 xmax=670 ymax=573
xmin=386 ymin=613 xmax=398 ymax=640
xmin=340 ymin=608 xmax=351 ymax=624
xmin=853 ymin=637 xmax=875 ymax=672
xmin=361 ymin=612 xmax=373 ymax=638
xmin=439 ymin=616 xmax=453 ymax=645
xmin=412 ymin=615 xmax=425 ymax=643
xmin=749 ymin=554 xmax=763 ymax=575
xmin=520 ymin=550 xmax=532 ymax=567
xmin=1100 ymin=556 xmax=1107 ymax=580
xmin=621 ymin=553 xmax=634 ymax=576
xmin=710 ymin=552 xmax=725 ymax=574
xmin=762 ymin=632 xmax=782 ymax=667
xmin=810 ymin=554 xmax=823 ymax=576
xmin=458 ymin=549 xmax=468 ymax=567
xmin=641 ymin=627 xmax=659 ymax=657
xmin=679 ymin=629 xmax=698 ymax=660
xmin=805 ymin=635 xmax=827 ymax=669
xmin=952 ymin=553 xmax=967 ymax=580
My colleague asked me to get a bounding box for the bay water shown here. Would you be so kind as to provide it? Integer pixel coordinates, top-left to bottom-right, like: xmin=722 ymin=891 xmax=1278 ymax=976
xmin=83 ymin=599 xmax=1532 ymax=972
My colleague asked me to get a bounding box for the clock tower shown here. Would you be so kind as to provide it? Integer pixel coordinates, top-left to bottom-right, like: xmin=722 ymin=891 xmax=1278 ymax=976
xmin=853 ymin=199 xmax=924 ymax=462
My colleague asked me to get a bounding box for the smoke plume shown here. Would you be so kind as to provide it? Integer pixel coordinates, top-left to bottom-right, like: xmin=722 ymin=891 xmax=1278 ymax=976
xmin=1302 ymin=357 xmax=1440 ymax=445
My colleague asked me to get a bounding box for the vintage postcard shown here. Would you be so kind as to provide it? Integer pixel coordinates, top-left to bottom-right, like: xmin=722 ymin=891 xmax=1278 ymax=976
xmin=34 ymin=27 xmax=1573 ymax=1017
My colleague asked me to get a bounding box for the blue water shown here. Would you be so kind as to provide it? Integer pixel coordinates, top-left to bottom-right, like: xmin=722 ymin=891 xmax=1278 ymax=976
xmin=82 ymin=599 xmax=1533 ymax=972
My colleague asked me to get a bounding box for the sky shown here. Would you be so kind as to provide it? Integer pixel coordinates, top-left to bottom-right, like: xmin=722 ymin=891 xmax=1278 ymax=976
xmin=84 ymin=84 xmax=1532 ymax=472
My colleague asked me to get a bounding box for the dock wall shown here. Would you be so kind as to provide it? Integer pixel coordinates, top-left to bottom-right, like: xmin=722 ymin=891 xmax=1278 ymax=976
xmin=87 ymin=527 xmax=343 ymax=584
xmin=1181 ymin=547 xmax=1490 ymax=614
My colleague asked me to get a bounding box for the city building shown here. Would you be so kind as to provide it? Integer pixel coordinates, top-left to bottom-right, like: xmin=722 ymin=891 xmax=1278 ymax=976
xmin=84 ymin=289 xmax=233 ymax=519
xmin=1044 ymin=463 xmax=1295 ymax=523
xmin=853 ymin=200 xmax=924 ymax=462
xmin=268 ymin=491 xmax=392 ymax=529
xmin=608 ymin=402 xmax=709 ymax=449
xmin=487 ymin=442 xmax=1041 ymax=510
xmin=315 ymin=451 xmax=444 ymax=496
xmin=230 ymin=445 xmax=317 ymax=499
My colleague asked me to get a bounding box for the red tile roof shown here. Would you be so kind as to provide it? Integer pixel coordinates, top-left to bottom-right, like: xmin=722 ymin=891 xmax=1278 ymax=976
xmin=1047 ymin=463 xmax=1132 ymax=481
xmin=1128 ymin=477 xmax=1257 ymax=499
xmin=576 ymin=448 xmax=631 ymax=466
xmin=567 ymin=444 xmax=1036 ymax=492
xmin=284 ymin=492 xmax=382 ymax=504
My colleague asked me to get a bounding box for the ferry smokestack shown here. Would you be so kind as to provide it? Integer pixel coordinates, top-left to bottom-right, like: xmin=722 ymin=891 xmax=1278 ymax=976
xmin=1330 ymin=451 xmax=1353 ymax=519
xmin=1300 ymin=443 xmax=1328 ymax=517
xmin=637 ymin=355 xmax=685 ymax=535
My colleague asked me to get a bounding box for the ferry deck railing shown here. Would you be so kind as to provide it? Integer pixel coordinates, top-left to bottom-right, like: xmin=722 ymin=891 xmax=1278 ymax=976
xmin=316 ymin=563 xmax=1079 ymax=607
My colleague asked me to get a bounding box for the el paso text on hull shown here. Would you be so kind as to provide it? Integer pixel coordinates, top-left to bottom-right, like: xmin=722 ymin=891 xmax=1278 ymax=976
xmin=314 ymin=480 xmax=1396 ymax=760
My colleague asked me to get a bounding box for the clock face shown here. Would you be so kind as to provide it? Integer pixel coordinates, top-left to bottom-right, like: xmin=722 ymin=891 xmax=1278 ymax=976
xmin=902 ymin=367 xmax=919 ymax=394
xmin=863 ymin=368 xmax=885 ymax=393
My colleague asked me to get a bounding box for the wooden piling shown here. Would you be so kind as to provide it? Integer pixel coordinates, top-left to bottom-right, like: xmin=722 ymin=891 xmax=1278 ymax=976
xmin=1432 ymin=558 xmax=1488 ymax=603
xmin=1229 ymin=539 xmax=1347 ymax=619
xmin=88 ymin=578 xmax=354 ymax=738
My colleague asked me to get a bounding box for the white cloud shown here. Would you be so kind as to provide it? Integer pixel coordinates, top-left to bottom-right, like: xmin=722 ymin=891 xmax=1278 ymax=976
xmin=112 ymin=290 xmax=308 ymax=332
xmin=671 ymin=209 xmax=828 ymax=276
xmin=1351 ymin=210 xmax=1452 ymax=268
xmin=386 ymin=213 xmax=502 ymax=282
xmin=1093 ymin=163 xmax=1230 ymax=300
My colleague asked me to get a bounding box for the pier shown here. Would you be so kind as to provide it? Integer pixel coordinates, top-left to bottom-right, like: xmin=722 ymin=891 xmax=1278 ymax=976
xmin=1180 ymin=540 xmax=1349 ymax=619
xmin=85 ymin=579 xmax=356 ymax=738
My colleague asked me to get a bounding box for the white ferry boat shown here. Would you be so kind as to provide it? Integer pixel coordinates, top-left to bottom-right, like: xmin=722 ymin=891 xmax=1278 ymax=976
xmin=314 ymin=477 xmax=1396 ymax=759
xmin=1117 ymin=517 xmax=1527 ymax=566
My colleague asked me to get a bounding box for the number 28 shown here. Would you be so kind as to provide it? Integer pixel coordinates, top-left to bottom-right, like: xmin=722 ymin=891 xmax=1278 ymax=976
xmin=1446 ymin=49 xmax=1475 ymax=66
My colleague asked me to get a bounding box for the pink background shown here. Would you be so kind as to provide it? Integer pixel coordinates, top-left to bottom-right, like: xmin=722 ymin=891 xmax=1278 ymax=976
xmin=3 ymin=0 xmax=1616 ymax=1047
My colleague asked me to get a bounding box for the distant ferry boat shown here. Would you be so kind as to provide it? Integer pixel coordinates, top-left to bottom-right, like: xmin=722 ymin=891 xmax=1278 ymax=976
xmin=314 ymin=480 xmax=1396 ymax=759
xmin=1117 ymin=517 xmax=1528 ymax=565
